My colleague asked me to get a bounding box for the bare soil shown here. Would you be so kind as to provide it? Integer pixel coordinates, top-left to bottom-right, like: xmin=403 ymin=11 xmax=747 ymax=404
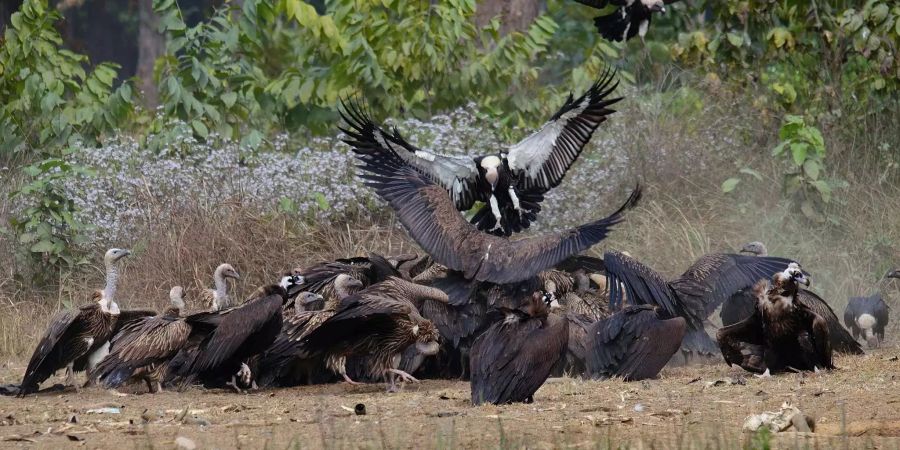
xmin=1 ymin=351 xmax=899 ymax=449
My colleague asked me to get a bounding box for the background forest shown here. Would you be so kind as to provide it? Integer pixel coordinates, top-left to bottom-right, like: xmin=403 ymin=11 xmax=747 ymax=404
xmin=0 ymin=0 xmax=898 ymax=356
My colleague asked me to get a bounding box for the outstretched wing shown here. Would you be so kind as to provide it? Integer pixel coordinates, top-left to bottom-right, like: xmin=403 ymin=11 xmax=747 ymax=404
xmin=604 ymin=251 xmax=704 ymax=329
xmin=20 ymin=309 xmax=82 ymax=393
xmin=507 ymin=69 xmax=621 ymax=192
xmin=340 ymin=100 xmax=481 ymax=211
xmin=798 ymin=290 xmax=863 ymax=355
xmin=671 ymin=254 xmax=799 ymax=316
xmin=360 ymin=156 xmax=639 ymax=284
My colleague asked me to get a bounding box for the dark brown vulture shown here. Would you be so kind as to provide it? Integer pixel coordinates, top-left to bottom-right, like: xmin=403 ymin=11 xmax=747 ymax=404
xmin=298 ymin=277 xmax=448 ymax=391
xmin=844 ymin=269 xmax=897 ymax=348
xmin=291 ymin=253 xmax=401 ymax=308
xmin=255 ymin=274 xmax=366 ymax=387
xmin=166 ymin=281 xmax=307 ymax=391
xmin=92 ymin=286 xmax=191 ymax=393
xmin=604 ymin=250 xmax=796 ymax=359
xmin=18 ymin=248 xmax=153 ymax=396
xmin=341 ymin=70 xmax=621 ymax=236
xmin=717 ymin=263 xmax=834 ymax=375
xmin=573 ymin=0 xmax=680 ymax=42
xmin=585 ymin=305 xmax=686 ymax=380
xmin=470 ymin=291 xmax=568 ymax=405
xmin=350 ymin=139 xmax=641 ymax=284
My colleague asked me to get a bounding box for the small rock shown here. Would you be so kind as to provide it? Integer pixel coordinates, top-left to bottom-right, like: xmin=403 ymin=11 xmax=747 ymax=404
xmin=181 ymin=416 xmax=210 ymax=426
xmin=68 ymin=415 xmax=78 ymax=424
xmin=354 ymin=404 xmax=366 ymax=415
xmin=175 ymin=436 xmax=196 ymax=450
xmin=66 ymin=434 xmax=84 ymax=442
xmin=633 ymin=404 xmax=645 ymax=412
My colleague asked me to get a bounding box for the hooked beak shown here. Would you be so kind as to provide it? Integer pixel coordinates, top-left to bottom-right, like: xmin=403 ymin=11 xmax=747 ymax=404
xmin=795 ymin=274 xmax=810 ymax=287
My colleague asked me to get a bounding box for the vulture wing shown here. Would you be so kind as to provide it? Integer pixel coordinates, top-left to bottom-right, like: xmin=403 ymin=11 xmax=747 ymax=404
xmin=94 ymin=316 xmax=191 ymax=388
xmin=299 ymin=292 xmax=414 ymax=355
xmin=671 ymin=254 xmax=798 ymax=317
xmin=716 ymin=309 xmax=768 ymax=374
xmin=720 ymin=289 xmax=758 ymax=326
xmin=585 ymin=305 xmax=686 ymax=381
xmin=182 ymin=292 xmax=284 ymax=374
xmin=20 ymin=308 xmax=84 ymax=394
xmin=797 ymin=290 xmax=863 ymax=355
xmin=361 ymin=158 xmax=639 ymax=284
xmin=112 ymin=309 xmax=157 ymax=336
xmin=843 ymin=298 xmax=859 ymax=330
xmin=604 ymin=251 xmax=704 ymax=328
xmin=470 ymin=314 xmax=568 ymax=405
xmin=507 ymin=69 xmax=621 ymax=193
xmin=555 ymin=254 xmax=607 ymax=275
xmin=340 ymin=100 xmax=481 ymax=211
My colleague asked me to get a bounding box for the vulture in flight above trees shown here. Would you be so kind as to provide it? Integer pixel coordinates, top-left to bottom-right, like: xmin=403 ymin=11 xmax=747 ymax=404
xmin=341 ymin=70 xmax=621 ymax=236
xmin=603 ymin=250 xmax=798 ymax=359
xmin=844 ymin=269 xmax=898 ymax=348
xmin=347 ymin=123 xmax=641 ymax=284
xmin=573 ymin=0 xmax=679 ymax=42
xmin=717 ymin=263 xmax=834 ymax=375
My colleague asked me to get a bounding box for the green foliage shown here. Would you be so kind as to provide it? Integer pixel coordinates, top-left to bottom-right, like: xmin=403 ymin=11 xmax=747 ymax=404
xmin=0 ymin=0 xmax=135 ymax=160
xmin=772 ymin=115 xmax=842 ymax=221
xmin=8 ymin=157 xmax=94 ymax=285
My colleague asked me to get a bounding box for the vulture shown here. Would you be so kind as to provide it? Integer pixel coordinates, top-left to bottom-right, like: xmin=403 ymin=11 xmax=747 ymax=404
xmin=166 ymin=279 xmax=308 ymax=391
xmin=470 ymin=291 xmax=568 ymax=405
xmin=298 ymin=277 xmax=448 ymax=391
xmin=293 ymin=253 xmax=401 ymax=308
xmin=844 ymin=269 xmax=898 ymax=348
xmin=573 ymin=0 xmax=678 ymax=42
xmin=341 ymin=70 xmax=621 ymax=236
xmin=255 ymin=274 xmax=365 ymax=387
xmin=351 ymin=142 xmax=641 ymax=284
xmin=717 ymin=263 xmax=834 ymax=375
xmin=92 ymin=286 xmax=190 ymax=393
xmin=585 ymin=305 xmax=686 ymax=380
xmin=604 ymin=250 xmax=796 ymax=359
xmin=19 ymin=249 xmax=154 ymax=395
xmin=720 ymin=242 xmax=863 ymax=355
xmin=199 ymin=263 xmax=241 ymax=311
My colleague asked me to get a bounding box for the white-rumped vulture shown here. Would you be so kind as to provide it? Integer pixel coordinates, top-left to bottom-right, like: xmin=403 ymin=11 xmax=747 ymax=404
xmin=844 ymin=269 xmax=898 ymax=348
xmin=470 ymin=291 xmax=568 ymax=405
xmin=350 ymin=140 xmax=641 ymax=284
xmin=297 ymin=277 xmax=448 ymax=391
xmin=18 ymin=248 xmax=153 ymax=396
xmin=603 ymin=250 xmax=797 ymax=358
xmin=573 ymin=0 xmax=679 ymax=42
xmin=717 ymin=263 xmax=834 ymax=375
xmin=341 ymin=70 xmax=621 ymax=236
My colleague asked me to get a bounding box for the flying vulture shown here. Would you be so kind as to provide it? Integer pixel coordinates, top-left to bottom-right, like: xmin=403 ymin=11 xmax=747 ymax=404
xmin=844 ymin=269 xmax=898 ymax=348
xmin=470 ymin=291 xmax=568 ymax=405
xmin=604 ymin=250 xmax=797 ymax=358
xmin=717 ymin=263 xmax=834 ymax=375
xmin=352 ymin=142 xmax=641 ymax=284
xmin=298 ymin=277 xmax=448 ymax=391
xmin=19 ymin=249 xmax=154 ymax=395
xmin=573 ymin=0 xmax=678 ymax=42
xmin=341 ymin=70 xmax=621 ymax=236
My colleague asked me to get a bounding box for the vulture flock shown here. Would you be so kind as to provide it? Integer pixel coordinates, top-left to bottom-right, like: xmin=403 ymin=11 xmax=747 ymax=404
xmin=6 ymin=68 xmax=895 ymax=405
xmin=3 ymin=3 xmax=896 ymax=407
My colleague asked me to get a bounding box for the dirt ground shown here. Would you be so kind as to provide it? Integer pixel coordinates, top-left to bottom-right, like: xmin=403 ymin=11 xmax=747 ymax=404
xmin=1 ymin=350 xmax=899 ymax=449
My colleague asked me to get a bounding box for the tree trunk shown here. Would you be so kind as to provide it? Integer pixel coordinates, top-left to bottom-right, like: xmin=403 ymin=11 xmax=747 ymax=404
xmin=137 ymin=0 xmax=164 ymax=107
xmin=474 ymin=0 xmax=543 ymax=36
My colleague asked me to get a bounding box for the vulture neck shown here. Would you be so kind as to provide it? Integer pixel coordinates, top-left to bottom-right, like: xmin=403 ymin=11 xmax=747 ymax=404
xmin=213 ymin=271 xmax=228 ymax=308
xmin=101 ymin=263 xmax=121 ymax=314
xmin=407 ymin=283 xmax=449 ymax=305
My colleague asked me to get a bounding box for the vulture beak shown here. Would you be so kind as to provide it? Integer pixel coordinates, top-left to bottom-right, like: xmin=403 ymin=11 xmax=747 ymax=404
xmin=739 ymin=244 xmax=755 ymax=255
xmin=303 ymin=293 xmax=324 ymax=304
xmin=795 ymin=273 xmax=810 ymax=287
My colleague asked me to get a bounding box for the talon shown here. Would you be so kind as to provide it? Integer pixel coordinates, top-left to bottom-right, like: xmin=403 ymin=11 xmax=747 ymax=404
xmin=388 ymin=368 xmax=419 ymax=383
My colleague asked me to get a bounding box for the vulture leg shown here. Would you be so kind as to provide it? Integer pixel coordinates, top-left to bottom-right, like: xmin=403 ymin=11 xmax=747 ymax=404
xmin=341 ymin=373 xmax=362 ymax=385
xmin=488 ymin=194 xmax=503 ymax=231
xmin=754 ymin=368 xmax=772 ymax=378
xmin=65 ymin=363 xmax=80 ymax=391
xmin=508 ymin=187 xmax=522 ymax=215
xmin=387 ymin=368 xmax=419 ymax=383
xmin=237 ymin=362 xmax=253 ymax=387
xmin=226 ymin=375 xmax=243 ymax=394
xmin=810 ymin=315 xmax=834 ymax=370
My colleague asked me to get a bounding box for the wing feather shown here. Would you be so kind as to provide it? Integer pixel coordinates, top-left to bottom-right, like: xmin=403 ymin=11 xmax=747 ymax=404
xmin=797 ymin=290 xmax=863 ymax=355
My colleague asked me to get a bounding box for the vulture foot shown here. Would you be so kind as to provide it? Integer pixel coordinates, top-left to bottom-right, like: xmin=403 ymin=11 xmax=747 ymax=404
xmin=753 ymin=368 xmax=772 ymax=379
xmin=226 ymin=376 xmax=244 ymax=394
xmin=341 ymin=373 xmax=362 ymax=385
xmin=388 ymin=368 xmax=419 ymax=383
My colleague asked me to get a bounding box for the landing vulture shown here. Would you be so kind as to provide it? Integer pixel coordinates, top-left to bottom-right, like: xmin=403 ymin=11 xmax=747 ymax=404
xmin=470 ymin=291 xmax=568 ymax=405
xmin=574 ymin=0 xmax=679 ymax=42
xmin=717 ymin=263 xmax=834 ymax=374
xmin=355 ymin=149 xmax=640 ymax=284
xmin=342 ymin=70 xmax=621 ymax=236
xmin=604 ymin=250 xmax=796 ymax=357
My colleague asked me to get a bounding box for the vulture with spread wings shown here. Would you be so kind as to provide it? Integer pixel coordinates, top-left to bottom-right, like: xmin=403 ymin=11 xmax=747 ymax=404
xmin=341 ymin=70 xmax=620 ymax=236
xmin=573 ymin=0 xmax=681 ymax=42
xmin=352 ymin=145 xmax=640 ymax=284
xmin=604 ymin=251 xmax=798 ymax=357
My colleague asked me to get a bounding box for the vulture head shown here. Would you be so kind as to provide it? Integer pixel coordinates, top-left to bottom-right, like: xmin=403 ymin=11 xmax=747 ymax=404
xmin=480 ymin=155 xmax=502 ymax=187
xmin=169 ymin=286 xmax=186 ymax=310
xmin=295 ymin=291 xmax=324 ymax=306
xmin=412 ymin=320 xmax=441 ymax=356
xmin=641 ymin=0 xmax=666 ymax=13
xmin=334 ymin=274 xmax=364 ymax=300
xmin=885 ymin=269 xmax=900 ymax=280
xmin=279 ymin=272 xmax=306 ymax=298
xmin=765 ymin=263 xmax=809 ymax=305
xmin=104 ymin=248 xmax=131 ymax=265
xmin=740 ymin=241 xmax=768 ymax=257
xmin=215 ymin=263 xmax=241 ymax=281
